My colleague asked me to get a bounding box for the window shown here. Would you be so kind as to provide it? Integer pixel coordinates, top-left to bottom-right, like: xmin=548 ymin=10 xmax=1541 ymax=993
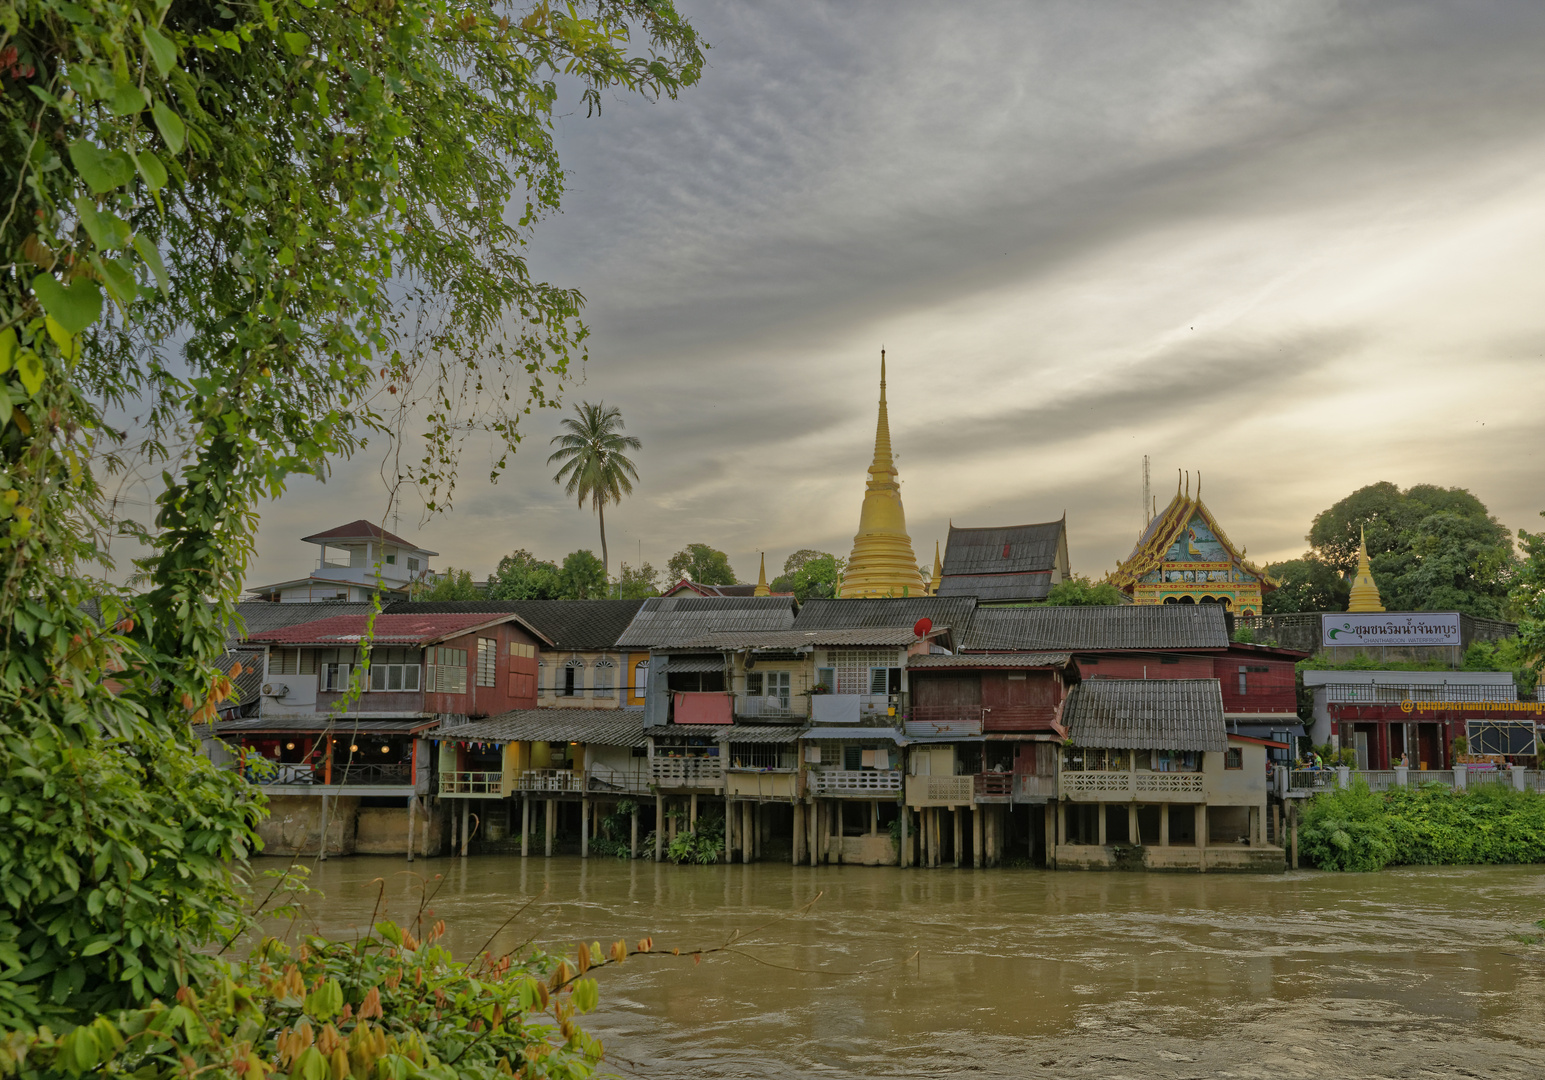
xmin=1160 ymin=655 xmax=1180 ymax=665
xmin=869 ymin=668 xmax=890 ymax=695
xmin=745 ymin=671 xmax=763 ymax=695
xmin=429 ymin=647 xmax=468 ymax=694
xmin=510 ymin=671 xmax=535 ymax=698
xmin=385 ymin=554 xmax=396 ymax=565
xmin=1237 ymin=665 xmax=1270 ymax=695
xmin=816 ymin=667 xmax=835 ymax=692
xmin=1149 ymin=749 xmax=1201 ymax=773
xmin=508 ymin=641 xmax=535 ymax=659
xmin=407 ymin=557 xmax=420 ymax=572
xmin=843 ymin=745 xmax=863 ymax=770
xmin=368 ymin=648 xmax=422 ymax=692
xmin=634 ymin=660 xmax=648 ymax=695
xmin=563 ymin=659 xmax=584 ymax=697
xmin=764 ymin=671 xmax=791 ymax=708
xmin=594 ymin=660 xmax=615 ymax=699
xmin=537 ymin=660 xmax=546 ymax=697
xmin=832 ymin=650 xmax=895 ymax=694
xmin=268 ymin=649 xmax=300 ymax=675
xmin=477 ymin=638 xmax=497 ymax=687
xmin=321 ymin=663 xmax=351 ymax=692
xmin=1224 ymin=747 xmax=1243 ymax=770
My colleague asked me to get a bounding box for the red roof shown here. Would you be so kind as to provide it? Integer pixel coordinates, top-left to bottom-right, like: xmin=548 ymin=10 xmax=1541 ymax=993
xmin=301 ymin=519 xmax=433 ymax=552
xmin=249 ymin=612 xmax=549 ymax=646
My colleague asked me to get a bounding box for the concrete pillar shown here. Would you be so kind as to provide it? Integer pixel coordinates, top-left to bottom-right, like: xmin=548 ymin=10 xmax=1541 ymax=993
xmin=870 ymin=801 xmax=879 ymax=836
xmin=1453 ymin=765 xmax=1467 ymax=791
xmin=725 ymin=797 xmax=736 ymax=860
xmin=1395 ymin=765 xmax=1408 ymax=787
xmin=973 ymin=807 xmax=984 ymax=868
xmin=668 ymin=801 xmax=678 ymax=846
xmin=544 ymin=799 xmax=554 ymax=857
xmin=630 ymin=803 xmax=639 ymax=859
xmin=406 ymin=796 xmax=416 ymax=863
xmin=1097 ymin=803 xmax=1107 ymax=847
xmin=742 ymin=801 xmax=753 ymax=865
xmin=953 ymin=808 xmax=963 ymax=868
xmin=1289 ymin=801 xmax=1298 ymax=869
xmin=654 ymin=795 xmax=664 ymax=862
xmin=808 ymin=801 xmax=818 ymax=867
xmin=900 ymin=804 xmax=910 ymax=867
xmin=1336 ymin=765 xmax=1350 ymax=790
xmin=690 ymin=792 xmax=699 ymax=831
xmin=1247 ymin=805 xmax=1257 ymax=848
xmin=989 ymin=805 xmax=999 ymax=866
xmin=1044 ymin=803 xmax=1055 ymax=865
xmin=1512 ymin=765 xmax=1526 ymax=792
xmin=1195 ymin=804 xmax=1207 ymax=850
xmin=461 ymin=799 xmax=470 ymax=858
xmin=521 ymin=796 xmax=530 ymax=858
xmin=931 ymin=808 xmax=941 ymax=868
xmin=1128 ymin=803 xmax=1139 ymax=846
xmin=581 ymin=797 xmax=590 ymax=858
xmin=1272 ymin=803 xmax=1281 ymax=849
xmin=1159 ymin=803 xmax=1169 ymax=847
xmin=1056 ymin=802 xmax=1066 ymax=848
xmin=792 ymin=802 xmax=803 ymax=865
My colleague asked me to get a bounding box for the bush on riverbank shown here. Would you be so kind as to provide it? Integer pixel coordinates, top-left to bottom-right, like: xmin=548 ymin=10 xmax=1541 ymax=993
xmin=1299 ymin=781 xmax=1545 ymax=871
xmin=0 ymin=919 xmax=610 ymax=1080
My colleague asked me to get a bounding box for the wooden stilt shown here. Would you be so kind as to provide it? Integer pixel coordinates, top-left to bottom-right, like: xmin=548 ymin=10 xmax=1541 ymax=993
xmin=792 ymin=802 xmax=803 ymax=865
xmin=406 ymin=796 xmax=416 ymax=863
xmin=654 ymin=795 xmax=664 ymax=862
xmin=461 ymin=799 xmax=470 ymax=858
xmin=973 ymin=806 xmax=983 ymax=868
xmin=900 ymin=804 xmax=910 ymax=867
xmin=870 ymin=800 xmax=878 ymax=836
xmin=630 ymin=803 xmax=639 ymax=859
xmin=690 ymin=792 xmax=698 ymax=832
xmin=1046 ymin=802 xmax=1056 ymax=869
xmin=742 ymin=801 xmax=753 ymax=864
xmin=808 ymin=801 xmax=818 ymax=867
xmin=953 ymin=808 xmax=963 ymax=868
xmin=544 ymin=798 xmax=554 ymax=857
xmin=521 ymin=796 xmax=530 ymax=858
xmin=1290 ymin=801 xmax=1298 ymax=869
xmin=581 ymin=796 xmax=590 ymax=858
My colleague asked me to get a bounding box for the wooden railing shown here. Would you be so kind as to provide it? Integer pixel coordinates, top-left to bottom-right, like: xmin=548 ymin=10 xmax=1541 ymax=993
xmin=650 ymin=757 xmax=724 ymax=787
xmin=1014 ymin=773 xmax=1057 ymax=801
xmin=973 ymin=772 xmax=1013 ymax=799
xmin=517 ymin=769 xmax=583 ymax=793
xmin=440 ymin=770 xmax=502 ymax=795
xmin=811 ymin=769 xmax=902 ymax=795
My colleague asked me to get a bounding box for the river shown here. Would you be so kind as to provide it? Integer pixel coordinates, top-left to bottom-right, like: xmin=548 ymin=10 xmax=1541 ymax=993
xmin=270 ymin=856 xmax=1545 ymax=1078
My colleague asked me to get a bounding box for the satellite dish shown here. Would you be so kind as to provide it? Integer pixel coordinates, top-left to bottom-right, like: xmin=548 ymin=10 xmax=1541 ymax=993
xmin=913 ymin=617 xmax=933 ymax=639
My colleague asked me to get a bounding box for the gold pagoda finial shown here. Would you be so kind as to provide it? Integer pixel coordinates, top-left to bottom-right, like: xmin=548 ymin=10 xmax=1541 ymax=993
xmin=930 ymin=540 xmax=942 ymax=595
xmin=1347 ymin=526 xmax=1385 ymax=612
xmin=754 ymin=552 xmax=770 ymax=597
xmin=842 ymin=350 xmax=926 ymax=598
xmin=1196 ymin=471 xmax=1201 ymax=498
xmin=1185 ymin=470 xmax=1189 ymax=498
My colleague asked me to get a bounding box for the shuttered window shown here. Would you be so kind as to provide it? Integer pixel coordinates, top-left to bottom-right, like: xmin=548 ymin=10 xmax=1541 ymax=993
xmin=429 ymin=647 xmax=468 ymax=694
xmin=476 ymin=639 xmax=497 ymax=687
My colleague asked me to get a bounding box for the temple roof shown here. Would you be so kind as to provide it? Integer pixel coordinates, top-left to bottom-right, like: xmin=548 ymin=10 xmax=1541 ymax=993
xmin=1108 ymin=480 xmax=1273 ymax=592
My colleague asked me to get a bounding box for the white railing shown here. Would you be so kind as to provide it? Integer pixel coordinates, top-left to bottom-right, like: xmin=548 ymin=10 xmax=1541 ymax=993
xmin=908 ymin=775 xmax=973 ymax=805
xmin=650 ymin=757 xmax=724 ymax=786
xmin=1526 ymin=770 xmax=1545 ymax=793
xmin=441 ymin=770 xmax=502 ymax=795
xmin=1361 ymin=769 xmax=1398 ymax=791
xmin=1418 ymin=769 xmax=1456 ymax=786
xmin=1061 ymin=771 xmax=1134 ymax=795
xmin=517 ymin=768 xmax=583 ymax=793
xmin=811 ymin=769 xmax=903 ymax=795
xmin=737 ymin=696 xmax=804 ymax=720
xmin=1062 ymin=771 xmax=1204 ymax=797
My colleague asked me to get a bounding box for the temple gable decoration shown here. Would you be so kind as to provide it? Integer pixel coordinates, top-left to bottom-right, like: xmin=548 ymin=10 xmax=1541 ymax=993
xmin=1107 ymin=473 xmax=1275 ymax=614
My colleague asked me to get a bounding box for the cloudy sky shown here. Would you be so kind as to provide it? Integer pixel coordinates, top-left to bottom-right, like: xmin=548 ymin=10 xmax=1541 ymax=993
xmin=247 ymin=0 xmax=1545 ymax=591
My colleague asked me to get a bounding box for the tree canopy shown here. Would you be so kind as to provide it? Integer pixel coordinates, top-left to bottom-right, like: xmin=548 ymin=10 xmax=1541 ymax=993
xmin=614 ymin=560 xmax=661 ymax=599
xmin=791 ymin=553 xmax=845 ymax=601
xmin=0 ymin=0 xmax=702 ymax=1026
xmin=772 ymin=549 xmax=833 ymax=594
xmin=667 ymin=543 xmax=736 ymax=586
xmin=1513 ymin=511 xmax=1545 ymax=676
xmin=1262 ymin=556 xmax=1348 ymax=615
xmin=1045 ymin=574 xmax=1124 ymax=606
xmin=548 ymin=402 xmax=642 ymax=578
xmin=423 ymin=567 xmax=480 ymax=600
xmin=559 ymin=549 xmax=608 ymax=599
xmin=486 ymin=549 xmax=564 ymax=601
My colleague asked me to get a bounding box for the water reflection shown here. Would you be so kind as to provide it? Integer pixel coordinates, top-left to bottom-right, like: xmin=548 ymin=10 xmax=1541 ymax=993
xmin=269 ymin=857 xmax=1545 ymax=1078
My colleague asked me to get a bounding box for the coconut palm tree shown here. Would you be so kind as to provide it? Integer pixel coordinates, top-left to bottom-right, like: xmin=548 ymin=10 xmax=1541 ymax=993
xmin=547 ymin=401 xmax=642 ymax=580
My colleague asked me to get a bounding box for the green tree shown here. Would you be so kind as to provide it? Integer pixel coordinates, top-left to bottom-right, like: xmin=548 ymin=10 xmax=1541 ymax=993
xmin=1513 ymin=511 xmax=1545 ymax=677
xmin=772 ymin=549 xmax=831 ymax=593
xmin=667 ymin=543 xmax=736 ymax=586
xmin=0 ymin=0 xmax=702 ymax=1026
xmin=614 ymin=560 xmax=661 ymax=599
xmin=791 ymin=553 xmax=845 ymax=601
xmin=558 ymin=549 xmax=608 ymax=599
xmin=423 ymin=567 xmax=480 ymax=600
xmin=487 ymin=549 xmax=563 ymax=601
xmin=548 ymin=402 xmax=642 ymax=579
xmin=1045 ymin=574 xmax=1124 ymax=606
xmin=1262 ymin=556 xmax=1348 ymax=614
xmin=1304 ymin=483 xmax=1516 ymax=616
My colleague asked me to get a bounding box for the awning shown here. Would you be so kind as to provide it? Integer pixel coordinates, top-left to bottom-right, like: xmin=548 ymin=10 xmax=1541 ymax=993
xmin=666 ymin=655 xmax=723 ymax=673
xmin=801 ymin=726 xmax=908 ymax=743
xmin=215 ymin=715 xmax=435 ymax=735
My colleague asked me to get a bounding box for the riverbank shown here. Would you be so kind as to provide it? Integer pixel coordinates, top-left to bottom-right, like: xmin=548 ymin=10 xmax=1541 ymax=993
xmin=1298 ymin=782 xmax=1545 ymax=871
xmin=274 ymin=856 xmax=1545 ymax=1079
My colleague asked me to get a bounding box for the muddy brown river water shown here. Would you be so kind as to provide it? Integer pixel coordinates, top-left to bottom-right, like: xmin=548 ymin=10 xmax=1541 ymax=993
xmin=269 ymin=856 xmax=1545 ymax=1079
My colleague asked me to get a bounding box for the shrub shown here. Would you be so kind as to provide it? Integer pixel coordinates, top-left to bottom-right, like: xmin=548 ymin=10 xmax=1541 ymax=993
xmin=666 ymin=812 xmax=725 ymax=865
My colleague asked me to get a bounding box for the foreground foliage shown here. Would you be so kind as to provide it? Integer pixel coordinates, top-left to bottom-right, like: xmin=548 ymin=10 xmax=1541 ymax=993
xmin=0 ymin=919 xmax=612 ymax=1080
xmin=1299 ymin=781 xmax=1545 ymax=872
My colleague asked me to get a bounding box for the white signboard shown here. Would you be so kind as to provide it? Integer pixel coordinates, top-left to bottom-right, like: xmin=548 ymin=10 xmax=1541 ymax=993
xmin=1321 ymin=612 xmax=1462 ymax=648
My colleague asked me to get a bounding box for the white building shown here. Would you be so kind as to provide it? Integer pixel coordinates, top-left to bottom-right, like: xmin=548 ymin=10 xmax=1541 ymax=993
xmin=247 ymin=519 xmax=437 ymax=603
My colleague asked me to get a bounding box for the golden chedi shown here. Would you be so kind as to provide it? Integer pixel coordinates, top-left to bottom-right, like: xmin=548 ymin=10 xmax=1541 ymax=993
xmin=839 ymin=352 xmax=928 ymax=598
xmin=1346 ymin=527 xmax=1385 ymax=613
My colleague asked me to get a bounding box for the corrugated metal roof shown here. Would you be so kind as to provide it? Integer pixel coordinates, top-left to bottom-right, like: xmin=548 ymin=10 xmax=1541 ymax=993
xmin=435 ymin=710 xmax=648 ymax=747
xmin=935 ymin=573 xmax=1054 ymax=602
xmin=908 ymin=652 xmax=1072 ymax=669
xmin=650 ymin=724 xmax=805 ymax=744
xmin=616 ymin=596 xmax=797 ymax=649
xmin=794 ymin=597 xmax=977 ymax=632
xmin=941 ymin=521 xmax=1065 ymax=576
xmin=802 ymin=726 xmax=907 ymax=742
xmin=383 ymin=600 xmax=644 ymax=650
xmin=665 ymin=655 xmax=724 ymax=672
xmin=249 ymin=611 xmax=552 ymax=646
xmin=679 ymin=627 xmax=929 ymax=649
xmin=1062 ymin=678 xmax=1226 ymax=751
xmin=963 ymin=605 xmax=1228 ymax=651
xmin=227 ymin=601 xmax=376 ymax=646
xmin=214 ymin=715 xmax=436 ymax=735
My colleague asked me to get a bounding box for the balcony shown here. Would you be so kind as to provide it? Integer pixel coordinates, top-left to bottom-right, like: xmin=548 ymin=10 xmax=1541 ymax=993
xmin=973 ymin=772 xmax=1013 ymax=801
xmin=244 ymin=760 xmax=413 ymax=790
xmin=1061 ymin=770 xmax=1205 ymax=801
xmin=981 ymin=705 xmax=1061 ymax=733
xmin=651 ymin=756 xmax=724 ymax=788
xmin=810 ymin=693 xmax=904 ymax=724
xmin=810 ymin=769 xmax=903 ymax=796
xmin=516 ymin=768 xmax=584 ymax=793
xmin=736 ymin=695 xmax=805 ymax=722
xmin=441 ymin=770 xmax=503 ymax=796
xmin=903 ymin=706 xmax=983 ymax=738
xmin=905 ymin=774 xmax=972 ymax=807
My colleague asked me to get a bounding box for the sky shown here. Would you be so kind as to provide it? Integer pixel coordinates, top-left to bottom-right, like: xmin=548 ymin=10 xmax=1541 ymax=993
xmin=245 ymin=0 xmax=1545 ymax=592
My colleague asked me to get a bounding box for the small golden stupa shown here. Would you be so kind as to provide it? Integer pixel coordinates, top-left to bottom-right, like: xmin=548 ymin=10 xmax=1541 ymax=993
xmin=1346 ymin=527 xmax=1385 ymax=613
xmin=838 ymin=352 xmax=927 ymax=598
xmin=929 ymin=540 xmax=942 ymax=596
xmin=754 ymin=553 xmax=770 ymax=597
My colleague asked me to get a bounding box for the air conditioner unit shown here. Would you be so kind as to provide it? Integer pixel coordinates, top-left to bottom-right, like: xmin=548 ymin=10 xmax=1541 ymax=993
xmin=262 ymin=683 xmax=289 ymax=699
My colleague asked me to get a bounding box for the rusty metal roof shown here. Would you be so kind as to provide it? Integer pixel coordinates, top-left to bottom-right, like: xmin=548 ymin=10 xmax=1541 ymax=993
xmin=908 ymin=652 xmax=1072 ymax=669
xmin=1062 ymin=678 xmax=1226 ymax=751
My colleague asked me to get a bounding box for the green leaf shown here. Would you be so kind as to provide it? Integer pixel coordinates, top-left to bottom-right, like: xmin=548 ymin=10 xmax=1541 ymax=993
xmin=133 ymin=235 xmax=170 ymax=294
xmin=276 ymin=246 xmax=295 ymax=266
xmin=68 ymin=141 xmax=135 ymax=194
xmin=142 ymin=25 xmax=178 ymax=76
xmin=283 ymin=31 xmax=310 ymax=55
xmin=73 ymin=198 xmax=132 ymax=249
xmin=133 ymin=151 xmax=168 ymax=192
xmin=15 ymin=351 xmax=45 ymax=397
xmin=151 ymin=102 xmax=186 ymax=153
xmin=110 ymin=84 xmax=148 ymax=116
xmin=45 ymin=316 xmax=81 ymax=362
xmin=97 ymin=257 xmax=139 ymax=307
xmin=80 ymin=938 xmax=115 ymax=957
xmin=0 ymin=327 xmax=15 ymax=374
xmin=31 ymin=273 xmax=103 ymax=335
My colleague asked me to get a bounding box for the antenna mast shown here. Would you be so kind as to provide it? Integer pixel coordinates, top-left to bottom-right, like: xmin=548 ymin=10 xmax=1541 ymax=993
xmin=1141 ymin=455 xmax=1151 ymax=527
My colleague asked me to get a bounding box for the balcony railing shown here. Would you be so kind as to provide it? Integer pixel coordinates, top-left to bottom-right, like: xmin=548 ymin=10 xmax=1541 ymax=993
xmin=905 ymin=774 xmax=972 ymax=806
xmin=245 ymin=762 xmax=318 ymax=785
xmin=903 ymin=707 xmax=983 ymax=738
xmin=1014 ymin=773 xmax=1057 ymax=801
xmin=517 ymin=768 xmax=584 ymax=793
xmin=736 ymin=696 xmax=804 ymax=721
xmin=974 ymin=772 xmax=1013 ymax=799
xmin=248 ymin=761 xmax=412 ymax=786
xmin=810 ymin=769 xmax=903 ymax=795
xmin=1061 ymin=770 xmax=1204 ymax=798
xmin=651 ymin=757 xmax=724 ymax=787
xmin=810 ymin=693 xmax=906 ymax=724
xmin=441 ymin=770 xmax=503 ymax=795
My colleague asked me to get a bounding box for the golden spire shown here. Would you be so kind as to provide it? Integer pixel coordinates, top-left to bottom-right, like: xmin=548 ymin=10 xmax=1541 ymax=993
xmin=841 ymin=350 xmax=926 ymax=598
xmin=930 ymin=540 xmax=942 ymax=595
xmin=754 ymin=552 xmax=770 ymax=597
xmin=1347 ymin=526 xmax=1385 ymax=612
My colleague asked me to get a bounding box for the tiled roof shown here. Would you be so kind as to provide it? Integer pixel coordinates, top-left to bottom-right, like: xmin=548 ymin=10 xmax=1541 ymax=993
xmin=213 ymin=715 xmax=436 ymax=735
xmin=435 ymin=710 xmax=648 ymax=747
xmin=941 ymin=521 xmax=1065 ymax=576
xmin=679 ymin=626 xmax=932 ymax=649
xmin=301 ymin=519 xmax=426 ymax=550
xmin=616 ymin=596 xmax=798 ymax=649
xmin=662 ymin=581 xmax=761 ymax=598
xmin=963 ymin=605 xmax=1228 ymax=651
xmin=935 ymin=573 xmax=1055 ymax=602
xmin=227 ymin=601 xmax=376 ymax=646
xmin=793 ymin=597 xmax=977 ymax=633
xmin=1062 ymin=678 xmax=1226 ymax=751
xmin=383 ymin=600 xmax=644 ymax=650
xmin=249 ymin=611 xmax=551 ymax=646
xmin=908 ymin=652 xmax=1072 ymax=669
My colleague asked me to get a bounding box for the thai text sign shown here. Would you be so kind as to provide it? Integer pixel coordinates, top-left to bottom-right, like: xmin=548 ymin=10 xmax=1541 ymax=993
xmin=1321 ymin=613 xmax=1461 ymax=648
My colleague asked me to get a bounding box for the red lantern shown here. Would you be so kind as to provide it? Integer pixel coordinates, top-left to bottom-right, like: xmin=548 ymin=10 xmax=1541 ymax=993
xmin=913 ymin=617 xmax=932 ymax=639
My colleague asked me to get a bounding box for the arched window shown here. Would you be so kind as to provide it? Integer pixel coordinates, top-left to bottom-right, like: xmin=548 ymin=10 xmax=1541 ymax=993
xmin=594 ymin=659 xmax=616 ymax=699
xmin=563 ymin=658 xmax=585 ymax=698
xmin=634 ymin=660 xmax=648 ymax=699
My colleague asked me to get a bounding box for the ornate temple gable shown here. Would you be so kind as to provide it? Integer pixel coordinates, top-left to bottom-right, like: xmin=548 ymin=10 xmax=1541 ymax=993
xmin=1108 ymin=474 xmax=1274 ymax=615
